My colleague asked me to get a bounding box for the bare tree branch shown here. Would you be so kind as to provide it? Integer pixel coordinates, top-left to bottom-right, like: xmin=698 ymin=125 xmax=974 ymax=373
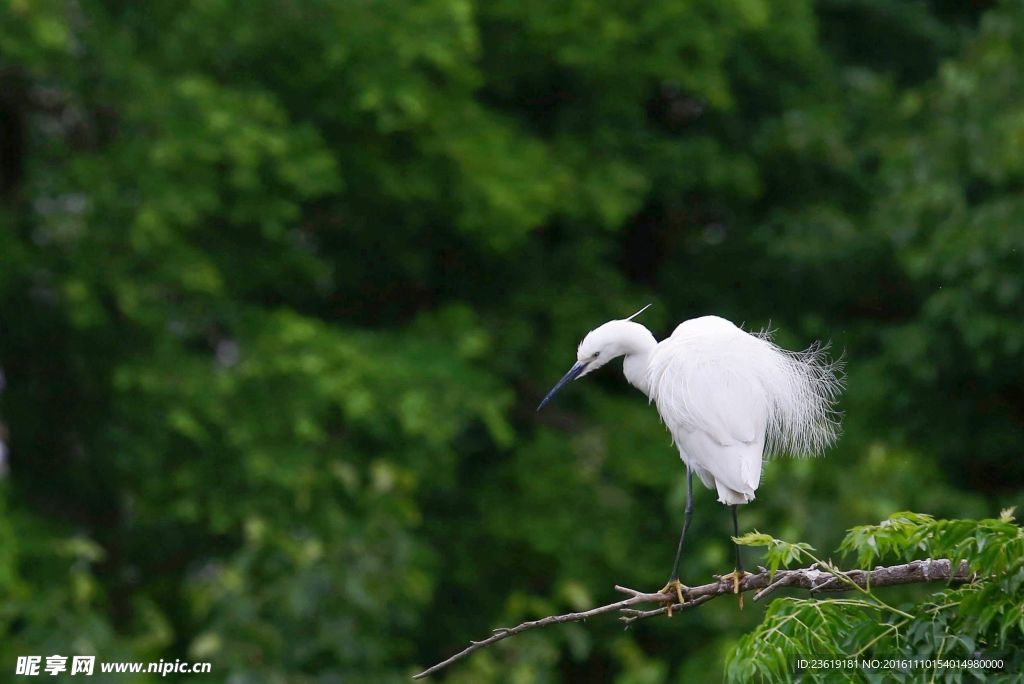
xmin=412 ymin=558 xmax=973 ymax=679
xmin=411 ymin=585 xmax=670 ymax=680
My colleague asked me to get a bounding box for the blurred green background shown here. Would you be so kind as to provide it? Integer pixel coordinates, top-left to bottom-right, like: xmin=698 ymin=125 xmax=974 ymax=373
xmin=1 ymin=0 xmax=1022 ymax=681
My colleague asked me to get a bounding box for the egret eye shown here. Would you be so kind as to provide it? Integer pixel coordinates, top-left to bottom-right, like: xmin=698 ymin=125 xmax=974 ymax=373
xmin=592 ymin=352 xmax=600 ymax=359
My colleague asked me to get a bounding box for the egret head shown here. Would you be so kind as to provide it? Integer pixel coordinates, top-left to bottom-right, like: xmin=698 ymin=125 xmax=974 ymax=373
xmin=537 ymin=305 xmax=654 ymax=410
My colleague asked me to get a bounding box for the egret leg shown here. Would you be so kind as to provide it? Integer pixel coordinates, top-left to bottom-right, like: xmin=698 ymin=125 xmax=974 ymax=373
xmin=732 ymin=504 xmax=743 ymax=581
xmin=720 ymin=505 xmax=750 ymax=609
xmin=669 ymin=466 xmax=694 ymax=581
xmin=658 ymin=467 xmax=693 ymax=616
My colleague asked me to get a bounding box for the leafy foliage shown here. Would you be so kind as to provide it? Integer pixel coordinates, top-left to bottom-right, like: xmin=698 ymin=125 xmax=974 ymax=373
xmin=729 ymin=512 xmax=1024 ymax=682
xmin=734 ymin=531 xmax=815 ymax=579
xmin=839 ymin=509 xmax=1024 ymax=573
xmin=0 ymin=0 xmax=1020 ymax=681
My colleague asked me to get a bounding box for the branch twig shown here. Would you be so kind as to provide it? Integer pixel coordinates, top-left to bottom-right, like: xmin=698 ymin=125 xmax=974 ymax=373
xmin=412 ymin=559 xmax=973 ymax=679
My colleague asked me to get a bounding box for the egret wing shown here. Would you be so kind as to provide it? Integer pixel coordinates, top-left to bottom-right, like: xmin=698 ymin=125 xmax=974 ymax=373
xmin=646 ymin=324 xmax=769 ymax=501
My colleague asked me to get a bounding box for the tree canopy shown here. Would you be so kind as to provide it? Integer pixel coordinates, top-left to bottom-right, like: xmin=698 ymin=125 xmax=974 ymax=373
xmin=0 ymin=0 xmax=1021 ymax=681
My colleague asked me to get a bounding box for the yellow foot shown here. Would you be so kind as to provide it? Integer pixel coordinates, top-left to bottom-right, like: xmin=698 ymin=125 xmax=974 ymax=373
xmin=719 ymin=570 xmax=750 ymax=609
xmin=657 ymin=579 xmax=689 ymax=617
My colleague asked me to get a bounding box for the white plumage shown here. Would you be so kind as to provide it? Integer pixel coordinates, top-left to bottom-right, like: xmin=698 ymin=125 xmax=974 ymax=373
xmin=538 ymin=312 xmax=843 ymax=506
xmin=537 ymin=310 xmax=843 ymax=595
xmin=646 ymin=316 xmax=842 ymax=504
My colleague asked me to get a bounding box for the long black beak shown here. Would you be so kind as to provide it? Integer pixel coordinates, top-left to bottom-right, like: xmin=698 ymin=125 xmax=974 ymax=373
xmin=537 ymin=360 xmax=589 ymax=411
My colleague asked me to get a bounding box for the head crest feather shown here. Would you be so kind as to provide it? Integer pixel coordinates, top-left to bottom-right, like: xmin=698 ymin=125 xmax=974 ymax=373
xmin=625 ymin=303 xmax=653 ymax=322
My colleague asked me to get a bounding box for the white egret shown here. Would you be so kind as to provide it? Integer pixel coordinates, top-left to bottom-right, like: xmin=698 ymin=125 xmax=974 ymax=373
xmin=537 ymin=306 xmax=842 ymax=610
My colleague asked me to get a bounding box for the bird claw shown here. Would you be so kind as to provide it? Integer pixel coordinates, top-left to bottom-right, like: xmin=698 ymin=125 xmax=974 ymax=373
xmin=719 ymin=570 xmax=750 ymax=609
xmin=657 ymin=578 xmax=689 ymax=617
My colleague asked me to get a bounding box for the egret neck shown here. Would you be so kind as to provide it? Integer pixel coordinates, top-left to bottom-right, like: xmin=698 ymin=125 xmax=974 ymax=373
xmin=618 ymin=322 xmax=657 ymax=397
